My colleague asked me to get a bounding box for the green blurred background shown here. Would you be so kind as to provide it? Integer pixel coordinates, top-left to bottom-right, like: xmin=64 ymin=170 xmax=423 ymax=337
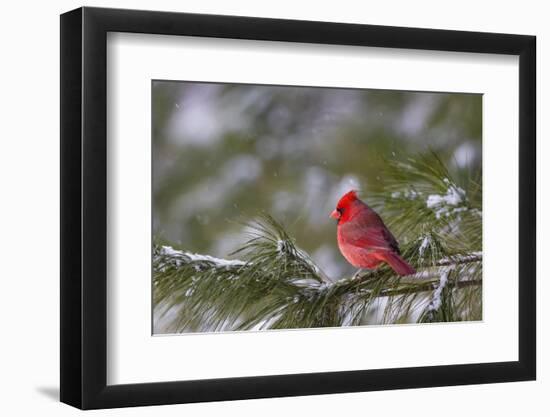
xmin=152 ymin=81 xmax=481 ymax=281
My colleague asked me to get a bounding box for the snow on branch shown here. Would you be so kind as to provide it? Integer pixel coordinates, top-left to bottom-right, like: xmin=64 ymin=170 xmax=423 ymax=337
xmin=157 ymin=245 xmax=246 ymax=269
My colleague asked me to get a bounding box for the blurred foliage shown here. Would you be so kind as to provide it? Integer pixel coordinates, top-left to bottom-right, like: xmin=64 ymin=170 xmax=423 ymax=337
xmin=153 ymin=81 xmax=482 ymax=281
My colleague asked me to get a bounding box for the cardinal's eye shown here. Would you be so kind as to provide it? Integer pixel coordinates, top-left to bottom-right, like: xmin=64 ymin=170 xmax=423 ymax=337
xmin=337 ymin=208 xmax=343 ymax=214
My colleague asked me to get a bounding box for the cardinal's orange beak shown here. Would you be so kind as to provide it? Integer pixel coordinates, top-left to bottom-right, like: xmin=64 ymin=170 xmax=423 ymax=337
xmin=330 ymin=209 xmax=340 ymax=219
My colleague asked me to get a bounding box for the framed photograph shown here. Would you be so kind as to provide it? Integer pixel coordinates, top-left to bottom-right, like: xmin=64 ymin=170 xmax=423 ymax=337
xmin=60 ymin=6 xmax=536 ymax=409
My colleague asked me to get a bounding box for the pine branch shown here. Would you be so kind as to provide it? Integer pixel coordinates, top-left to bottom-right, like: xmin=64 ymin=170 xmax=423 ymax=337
xmin=434 ymin=253 xmax=482 ymax=266
xmin=351 ymin=252 xmax=482 ymax=282
xmin=377 ymin=278 xmax=481 ymax=297
xmin=153 ymin=220 xmax=482 ymax=332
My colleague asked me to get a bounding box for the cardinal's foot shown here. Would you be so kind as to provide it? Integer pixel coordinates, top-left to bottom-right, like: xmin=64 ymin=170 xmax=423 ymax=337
xmin=352 ymin=269 xmax=365 ymax=280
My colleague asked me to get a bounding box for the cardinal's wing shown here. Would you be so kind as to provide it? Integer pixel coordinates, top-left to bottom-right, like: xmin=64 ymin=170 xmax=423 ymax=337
xmin=339 ymin=218 xmax=400 ymax=254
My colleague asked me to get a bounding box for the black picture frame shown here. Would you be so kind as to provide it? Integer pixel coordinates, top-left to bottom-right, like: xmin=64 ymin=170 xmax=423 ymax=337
xmin=60 ymin=6 xmax=536 ymax=410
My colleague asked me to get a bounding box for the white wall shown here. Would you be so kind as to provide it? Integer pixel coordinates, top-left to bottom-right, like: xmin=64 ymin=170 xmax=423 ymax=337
xmin=0 ymin=0 xmax=545 ymax=415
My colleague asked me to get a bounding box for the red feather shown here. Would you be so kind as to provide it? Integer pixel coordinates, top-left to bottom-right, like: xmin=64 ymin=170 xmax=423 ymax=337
xmin=332 ymin=190 xmax=415 ymax=276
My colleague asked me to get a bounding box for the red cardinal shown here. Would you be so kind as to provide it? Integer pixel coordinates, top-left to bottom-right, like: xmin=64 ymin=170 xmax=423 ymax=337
xmin=331 ymin=190 xmax=415 ymax=276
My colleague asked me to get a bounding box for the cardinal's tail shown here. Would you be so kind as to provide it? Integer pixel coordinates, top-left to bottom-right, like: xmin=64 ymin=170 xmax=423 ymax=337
xmin=382 ymin=252 xmax=416 ymax=276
